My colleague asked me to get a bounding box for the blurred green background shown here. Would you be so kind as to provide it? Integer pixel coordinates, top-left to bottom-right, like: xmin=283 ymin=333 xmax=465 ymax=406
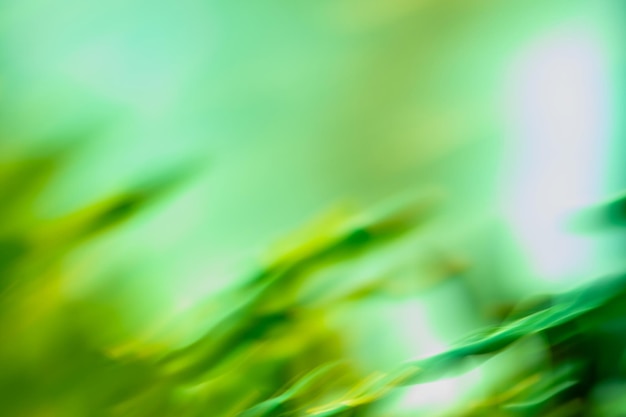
xmin=0 ymin=0 xmax=624 ymax=416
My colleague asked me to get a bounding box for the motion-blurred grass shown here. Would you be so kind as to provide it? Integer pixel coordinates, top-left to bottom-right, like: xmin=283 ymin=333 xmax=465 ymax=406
xmin=1 ymin=141 xmax=625 ymax=417
xmin=1 ymin=0 xmax=624 ymax=416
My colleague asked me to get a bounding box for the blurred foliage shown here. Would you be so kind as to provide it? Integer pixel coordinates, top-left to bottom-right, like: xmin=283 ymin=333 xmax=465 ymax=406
xmin=1 ymin=146 xmax=625 ymax=417
xmin=0 ymin=0 xmax=626 ymax=417
xmin=0 ymin=0 xmax=622 ymax=415
xmin=570 ymin=193 xmax=626 ymax=233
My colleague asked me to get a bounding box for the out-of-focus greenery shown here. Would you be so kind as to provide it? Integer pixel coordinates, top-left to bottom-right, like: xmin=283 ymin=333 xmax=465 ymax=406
xmin=1 ymin=146 xmax=625 ymax=416
xmin=0 ymin=0 xmax=624 ymax=416
xmin=0 ymin=145 xmax=436 ymax=416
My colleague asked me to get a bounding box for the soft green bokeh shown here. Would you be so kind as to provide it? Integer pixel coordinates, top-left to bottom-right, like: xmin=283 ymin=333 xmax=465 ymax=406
xmin=0 ymin=0 xmax=624 ymax=415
